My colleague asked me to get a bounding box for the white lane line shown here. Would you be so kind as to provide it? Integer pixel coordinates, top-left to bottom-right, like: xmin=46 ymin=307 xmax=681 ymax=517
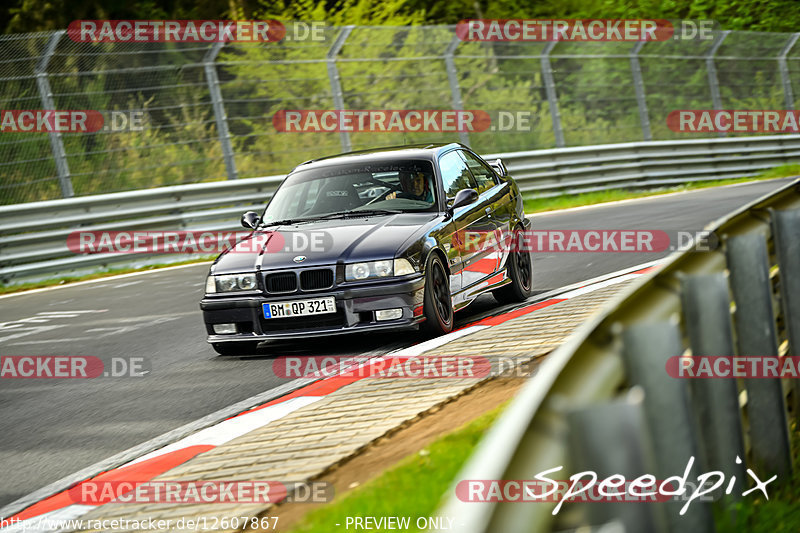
xmin=527 ymin=177 xmax=789 ymax=218
xmin=4 ymin=401 xmax=321 ymax=529
xmin=35 ymin=311 xmax=108 ymax=315
xmin=0 ymin=263 xmax=659 ymax=523
xmin=557 ymin=272 xmax=646 ymax=299
xmin=390 ymin=326 xmax=490 ymax=358
xmin=126 ymin=396 xmax=322 ymax=466
xmin=111 ymin=281 xmax=143 ymax=289
xmin=0 ymin=326 xmax=66 ymax=345
xmin=0 ymin=262 xmax=212 ymax=300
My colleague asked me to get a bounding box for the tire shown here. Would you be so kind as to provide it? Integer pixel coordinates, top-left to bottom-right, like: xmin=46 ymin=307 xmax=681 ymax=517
xmin=493 ymin=228 xmax=533 ymax=304
xmin=422 ymin=253 xmax=454 ymax=336
xmin=211 ymin=341 xmax=260 ymax=356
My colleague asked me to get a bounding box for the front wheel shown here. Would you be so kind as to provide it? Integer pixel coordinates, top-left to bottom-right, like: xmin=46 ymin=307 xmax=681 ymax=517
xmin=422 ymin=253 xmax=454 ymax=336
xmin=211 ymin=341 xmax=260 ymax=356
xmin=493 ymin=228 xmax=533 ymax=304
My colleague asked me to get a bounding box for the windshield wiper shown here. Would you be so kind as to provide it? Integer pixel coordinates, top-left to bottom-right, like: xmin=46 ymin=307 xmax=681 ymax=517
xmin=316 ymin=209 xmax=402 ymax=219
xmin=259 ymin=209 xmax=400 ymax=227
xmin=258 ymin=217 xmax=318 ymax=227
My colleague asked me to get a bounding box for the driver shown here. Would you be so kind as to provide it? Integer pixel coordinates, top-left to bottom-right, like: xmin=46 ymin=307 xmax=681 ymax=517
xmin=387 ymin=170 xmax=433 ymax=203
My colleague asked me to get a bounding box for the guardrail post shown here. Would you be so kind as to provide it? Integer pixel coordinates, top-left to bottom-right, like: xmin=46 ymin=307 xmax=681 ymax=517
xmin=622 ymin=322 xmax=714 ymax=533
xmin=204 ymin=41 xmax=238 ymax=180
xmin=681 ymin=274 xmax=747 ymax=486
xmin=778 ymin=34 xmax=800 ymax=109
xmin=630 ymin=41 xmax=652 ymax=141
xmin=726 ymin=233 xmax=793 ymax=478
xmin=771 ymin=209 xmax=800 ymax=421
xmin=327 ymin=26 xmax=353 ymax=153
xmin=445 ymin=35 xmax=470 ymax=146
xmin=567 ymin=390 xmax=667 ymax=533
xmin=706 ymin=31 xmax=729 ymax=138
xmin=36 ymin=30 xmax=73 ymax=198
xmin=541 ymin=41 xmax=565 ymax=148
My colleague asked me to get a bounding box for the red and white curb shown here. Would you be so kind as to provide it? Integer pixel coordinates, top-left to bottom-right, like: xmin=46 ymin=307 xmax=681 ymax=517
xmin=1 ymin=262 xmax=660 ymax=532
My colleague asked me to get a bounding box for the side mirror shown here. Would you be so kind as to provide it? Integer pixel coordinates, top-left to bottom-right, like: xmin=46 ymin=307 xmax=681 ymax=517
xmin=241 ymin=211 xmax=261 ymax=229
xmin=446 ymin=188 xmax=478 ymax=217
xmin=489 ymin=159 xmax=508 ymax=178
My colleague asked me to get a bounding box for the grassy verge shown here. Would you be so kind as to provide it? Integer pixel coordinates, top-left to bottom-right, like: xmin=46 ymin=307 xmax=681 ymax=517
xmin=716 ymin=421 xmax=800 ymax=532
xmin=283 ymin=406 xmax=799 ymax=533
xmin=0 ymin=257 xmax=213 ymax=295
xmin=284 ymin=404 xmax=505 ymax=533
xmin=523 ymin=165 xmax=800 ymax=214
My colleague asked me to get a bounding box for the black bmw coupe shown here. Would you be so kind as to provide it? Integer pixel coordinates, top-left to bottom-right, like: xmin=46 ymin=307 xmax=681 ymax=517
xmin=200 ymin=143 xmax=533 ymax=355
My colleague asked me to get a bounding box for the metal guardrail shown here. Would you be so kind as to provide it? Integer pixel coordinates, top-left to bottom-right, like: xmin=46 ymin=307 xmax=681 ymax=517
xmin=433 ymin=177 xmax=800 ymax=532
xmin=4 ymin=25 xmax=800 ymax=205
xmin=1 ymin=135 xmax=799 ymax=285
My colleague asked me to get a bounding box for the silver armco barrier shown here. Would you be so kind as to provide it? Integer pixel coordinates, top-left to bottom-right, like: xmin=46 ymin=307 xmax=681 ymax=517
xmin=1 ymin=135 xmax=799 ymax=285
xmin=432 ymin=178 xmax=800 ymax=532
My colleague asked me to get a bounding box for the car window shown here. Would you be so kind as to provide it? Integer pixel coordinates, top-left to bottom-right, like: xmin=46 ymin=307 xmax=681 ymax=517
xmin=262 ymin=160 xmax=436 ymax=222
xmin=458 ymin=150 xmax=497 ymax=194
xmin=439 ymin=150 xmax=477 ymax=199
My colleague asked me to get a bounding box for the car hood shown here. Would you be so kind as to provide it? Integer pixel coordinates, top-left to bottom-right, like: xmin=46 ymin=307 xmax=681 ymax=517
xmin=211 ymin=212 xmax=439 ymax=274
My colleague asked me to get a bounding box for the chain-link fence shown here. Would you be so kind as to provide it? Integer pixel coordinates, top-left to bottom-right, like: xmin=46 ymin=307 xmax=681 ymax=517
xmin=2 ymin=24 xmax=800 ymax=205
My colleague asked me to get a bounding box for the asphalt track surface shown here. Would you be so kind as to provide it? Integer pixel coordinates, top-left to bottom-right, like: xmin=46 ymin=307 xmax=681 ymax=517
xmin=0 ymin=178 xmax=792 ymax=508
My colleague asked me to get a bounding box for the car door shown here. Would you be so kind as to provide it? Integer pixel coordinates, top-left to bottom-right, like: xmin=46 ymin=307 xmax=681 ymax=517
xmin=458 ymin=149 xmax=512 ymax=275
xmin=438 ymin=150 xmax=497 ymax=299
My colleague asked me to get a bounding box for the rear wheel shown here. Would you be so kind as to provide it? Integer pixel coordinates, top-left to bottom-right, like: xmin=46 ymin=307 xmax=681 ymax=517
xmin=493 ymin=228 xmax=533 ymax=304
xmin=211 ymin=341 xmax=260 ymax=356
xmin=422 ymin=253 xmax=454 ymax=336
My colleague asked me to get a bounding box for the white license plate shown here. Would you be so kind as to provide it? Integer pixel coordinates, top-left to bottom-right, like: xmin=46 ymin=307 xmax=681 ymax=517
xmin=263 ymin=297 xmax=336 ymax=319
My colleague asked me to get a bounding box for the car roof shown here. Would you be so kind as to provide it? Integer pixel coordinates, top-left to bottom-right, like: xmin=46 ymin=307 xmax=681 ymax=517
xmin=291 ymin=143 xmax=465 ymax=172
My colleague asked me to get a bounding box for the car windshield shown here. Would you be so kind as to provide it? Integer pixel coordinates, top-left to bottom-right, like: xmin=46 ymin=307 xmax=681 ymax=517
xmin=261 ymin=159 xmax=437 ymax=224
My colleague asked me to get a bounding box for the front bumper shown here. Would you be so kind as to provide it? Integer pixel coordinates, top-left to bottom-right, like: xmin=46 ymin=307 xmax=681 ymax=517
xmin=200 ymin=274 xmax=426 ymax=342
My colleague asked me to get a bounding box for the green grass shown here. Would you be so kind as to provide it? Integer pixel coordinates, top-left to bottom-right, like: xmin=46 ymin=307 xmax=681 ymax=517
xmin=716 ymin=421 xmax=800 ymax=532
xmin=523 ymin=165 xmax=800 ymax=214
xmin=283 ymin=402 xmax=800 ymax=533
xmin=284 ymin=404 xmax=505 ymax=533
xmin=0 ymin=257 xmax=213 ymax=295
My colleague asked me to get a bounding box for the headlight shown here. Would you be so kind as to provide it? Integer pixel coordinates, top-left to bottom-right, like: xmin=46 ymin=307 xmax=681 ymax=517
xmin=209 ymin=273 xmax=258 ymax=293
xmin=344 ymin=259 xmax=416 ymax=281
